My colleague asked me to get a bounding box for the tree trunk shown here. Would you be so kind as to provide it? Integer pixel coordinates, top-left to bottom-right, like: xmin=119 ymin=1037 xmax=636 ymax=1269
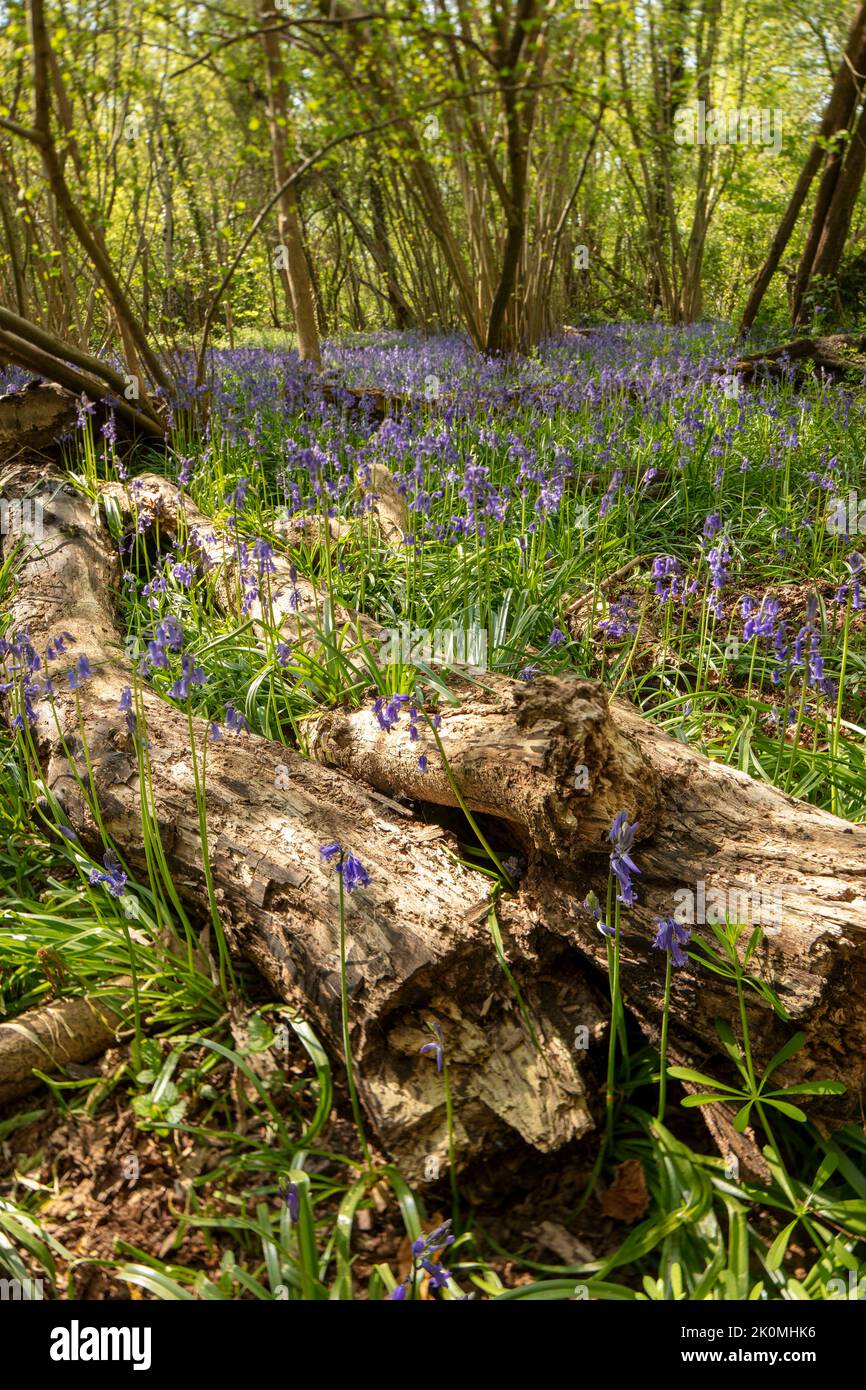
xmin=740 ymin=3 xmax=866 ymax=334
xmin=807 ymin=94 xmax=866 ymax=297
xmin=254 ymin=0 xmax=321 ymax=365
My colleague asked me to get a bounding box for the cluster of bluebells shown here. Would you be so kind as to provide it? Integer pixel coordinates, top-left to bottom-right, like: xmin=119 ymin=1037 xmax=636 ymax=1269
xmin=741 ymin=593 xmax=781 ymax=642
xmin=0 ymin=629 xmax=96 ymax=732
xmin=598 ymin=595 xmax=637 ymax=643
xmin=372 ymin=693 xmax=438 ymax=773
xmin=320 ymin=841 xmax=371 ymax=892
xmin=388 ymin=1222 xmax=455 ymax=1299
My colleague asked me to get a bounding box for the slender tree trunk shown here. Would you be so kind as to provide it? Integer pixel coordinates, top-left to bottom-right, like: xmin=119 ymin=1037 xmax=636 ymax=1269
xmin=739 ymin=2 xmax=866 ymax=333
xmin=254 ymin=0 xmax=321 ymax=365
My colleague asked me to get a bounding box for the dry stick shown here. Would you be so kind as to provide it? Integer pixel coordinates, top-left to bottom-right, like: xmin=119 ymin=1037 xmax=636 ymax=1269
xmin=566 ymin=555 xmax=645 ymax=617
xmin=0 ymin=305 xmax=134 ymax=400
xmin=0 ymin=330 xmax=165 ymax=438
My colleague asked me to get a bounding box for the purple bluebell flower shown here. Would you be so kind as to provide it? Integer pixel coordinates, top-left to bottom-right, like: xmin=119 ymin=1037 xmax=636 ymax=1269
xmin=224 ymin=704 xmax=249 ymax=735
xmin=279 ymin=1179 xmax=300 ymax=1223
xmin=373 ymin=693 xmax=410 ymax=731
xmin=342 ymin=852 xmax=371 ymax=893
xmin=89 ymin=849 xmax=127 ymax=898
xmin=419 ymin=1020 xmax=445 ymax=1073
xmin=226 ymin=478 xmax=249 ymax=510
xmin=319 ymin=842 xmax=371 ymax=892
xmin=171 ymin=561 xmax=194 ymax=588
xmin=652 ymin=917 xmax=692 ymax=968
xmin=67 ymin=655 xmax=93 ymax=690
xmin=609 ymin=810 xmax=640 ymax=907
xmin=168 ymin=653 xmax=208 ymax=701
xmin=548 ymin=627 xmax=567 ymax=646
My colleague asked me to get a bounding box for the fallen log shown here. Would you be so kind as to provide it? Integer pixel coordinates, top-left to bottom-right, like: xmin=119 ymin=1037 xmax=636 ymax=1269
xmin=520 ymin=696 xmax=866 ymax=1112
xmin=306 ymin=677 xmax=866 ymax=1114
xmin=0 ymin=469 xmax=602 ymax=1174
xmin=733 ymin=333 xmax=866 ymax=385
xmin=4 ymin=470 xmax=865 ymax=1162
xmin=100 ymin=473 xmax=380 ymax=649
xmin=306 ymin=675 xmax=658 ymax=858
xmin=0 ymin=333 xmax=165 ymax=438
xmin=0 ymin=995 xmax=122 ymax=1105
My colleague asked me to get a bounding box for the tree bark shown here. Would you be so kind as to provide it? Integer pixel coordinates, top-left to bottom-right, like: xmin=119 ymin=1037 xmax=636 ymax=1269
xmin=306 ymin=675 xmax=658 ymax=859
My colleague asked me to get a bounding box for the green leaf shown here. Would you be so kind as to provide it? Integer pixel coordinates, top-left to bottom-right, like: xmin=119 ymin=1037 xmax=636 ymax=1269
xmin=760 ymin=1031 xmax=806 ymax=1085
xmin=766 ymin=1079 xmax=846 ymax=1097
xmin=667 ymin=1066 xmax=739 ymax=1092
xmin=762 ymin=1099 xmax=808 ymax=1122
xmin=766 ymin=1219 xmax=798 ymax=1272
xmin=734 ymin=1101 xmax=755 ymax=1132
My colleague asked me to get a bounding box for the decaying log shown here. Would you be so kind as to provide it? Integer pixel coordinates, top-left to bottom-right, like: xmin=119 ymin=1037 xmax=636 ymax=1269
xmin=0 ymin=339 xmax=164 ymax=438
xmin=0 ymin=380 xmax=79 ymax=453
xmin=307 ymin=671 xmax=866 ymax=1111
xmin=733 ymin=334 xmax=866 ymax=385
xmin=519 ymin=696 xmax=866 ymax=1111
xmin=0 ymin=471 xmax=603 ymax=1174
xmin=4 ymin=469 xmax=865 ymax=1166
xmin=359 ymin=462 xmax=410 ymax=544
xmin=0 ymin=995 xmax=122 ymax=1105
xmin=306 ymin=675 xmax=658 ymax=857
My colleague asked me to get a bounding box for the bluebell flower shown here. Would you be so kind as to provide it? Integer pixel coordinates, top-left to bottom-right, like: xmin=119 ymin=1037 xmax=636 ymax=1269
xmin=279 ymin=1179 xmax=300 ymax=1223
xmin=89 ymin=849 xmax=127 ymax=898
xmin=652 ymin=917 xmax=692 ymax=968
xmin=224 ymin=703 xmax=249 ymax=735
xmin=419 ymin=1020 xmax=445 ymax=1073
xmin=609 ymin=810 xmax=640 ymax=906
xmin=319 ymin=842 xmax=371 ymax=892
xmin=67 ymin=655 xmax=93 ymax=690
xmin=342 ymin=853 xmax=371 ymax=893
